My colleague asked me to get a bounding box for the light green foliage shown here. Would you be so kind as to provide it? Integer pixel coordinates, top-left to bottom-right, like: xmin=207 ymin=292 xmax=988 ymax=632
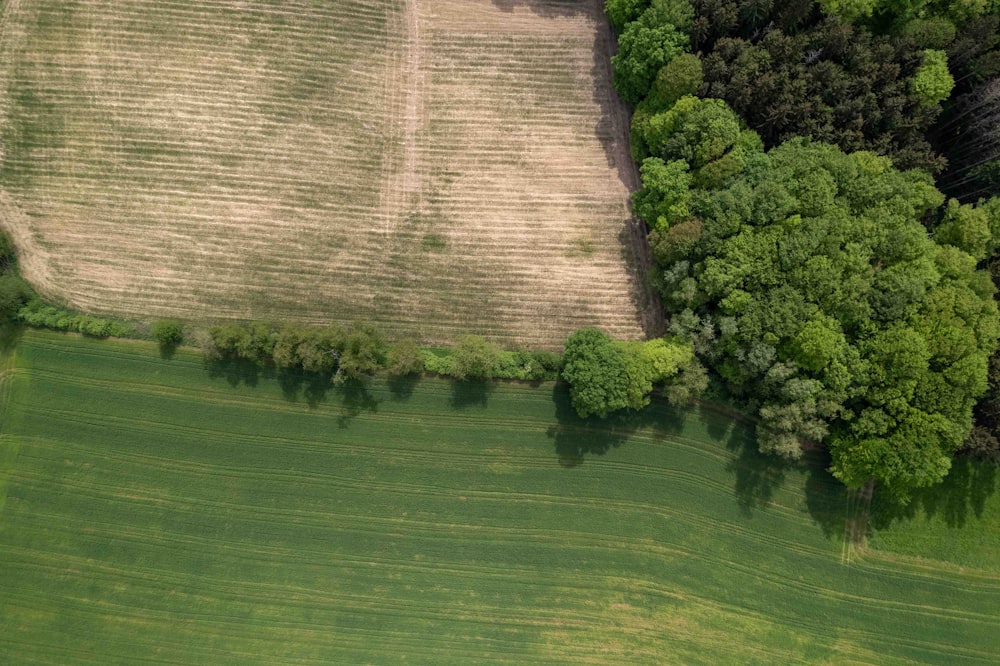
xmin=642 ymin=96 xmax=743 ymax=169
xmin=664 ymin=358 xmax=709 ymax=406
xmin=911 ymin=49 xmax=954 ymax=106
xmin=654 ymin=134 xmax=1000 ymax=496
xmin=272 ymin=324 xmax=311 ymax=369
xmin=387 ymin=339 xmax=424 ymax=376
xmin=632 ymin=158 xmax=692 ymax=231
xmin=935 ymin=199 xmax=994 ymax=260
xmin=451 ymin=335 xmax=501 ymax=381
xmin=420 ymin=348 xmax=454 ymax=376
xmin=4 ymin=331 xmax=1000 ymax=662
xmin=633 ymin=97 xmax=760 ymax=221
xmin=620 ymin=337 xmax=695 ymax=410
xmin=611 ymin=0 xmax=692 ymax=104
xmin=297 ymin=327 xmax=344 ymax=375
xmin=817 ymin=0 xmax=878 ymax=18
xmin=563 ymin=328 xmax=697 ymax=417
xmin=17 ymin=299 xmax=132 ymax=338
xmin=605 ymin=0 xmax=651 ymax=33
xmin=150 ymin=319 xmax=183 ymax=347
xmin=819 ymin=0 xmax=987 ymax=20
xmin=646 ymin=53 xmax=703 ymax=113
xmin=630 ymin=54 xmax=704 ymax=160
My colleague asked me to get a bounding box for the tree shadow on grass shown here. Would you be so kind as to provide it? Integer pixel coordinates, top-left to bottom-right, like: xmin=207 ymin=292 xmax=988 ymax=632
xmin=450 ymin=379 xmax=493 ymax=409
xmin=388 ymin=374 xmax=421 ymax=401
xmin=337 ymin=378 xmax=381 ymax=428
xmin=546 ymin=383 xmax=687 ymax=467
xmin=869 ymin=457 xmax=999 ymax=530
xmin=158 ymin=341 xmax=178 ymax=360
xmin=0 ymin=322 xmax=23 ymax=354
xmin=716 ymin=418 xmax=791 ymax=517
xmin=803 ymin=448 xmax=851 ymax=539
xmin=205 ymin=356 xmax=265 ymax=388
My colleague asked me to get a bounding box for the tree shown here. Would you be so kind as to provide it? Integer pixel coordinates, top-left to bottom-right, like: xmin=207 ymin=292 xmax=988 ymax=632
xmin=611 ymin=0 xmax=692 ymax=105
xmin=912 ymin=49 xmax=955 ymax=106
xmin=151 ymin=319 xmax=183 ymax=348
xmin=606 ymin=0 xmax=652 ymax=33
xmin=645 ymin=126 xmax=1000 ymax=495
xmin=562 ymin=329 xmax=632 ymax=418
xmin=451 ymin=335 xmax=500 ymax=381
xmin=387 ymin=339 xmax=424 ymax=376
xmin=338 ymin=321 xmax=387 ymax=381
xmin=0 ymin=274 xmax=30 ymax=321
xmin=691 ymin=8 xmax=943 ymax=171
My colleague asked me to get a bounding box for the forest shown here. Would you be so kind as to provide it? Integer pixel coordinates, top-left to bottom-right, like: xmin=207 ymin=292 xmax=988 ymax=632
xmin=563 ymin=0 xmax=1000 ymax=498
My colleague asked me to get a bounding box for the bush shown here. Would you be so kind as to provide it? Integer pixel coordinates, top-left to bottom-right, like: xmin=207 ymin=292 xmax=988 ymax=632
xmin=387 ymin=339 xmax=424 ymax=376
xmin=151 ymin=319 xmax=184 ymax=347
xmin=17 ymin=300 xmax=133 ymax=338
xmin=451 ymin=335 xmax=501 ymax=381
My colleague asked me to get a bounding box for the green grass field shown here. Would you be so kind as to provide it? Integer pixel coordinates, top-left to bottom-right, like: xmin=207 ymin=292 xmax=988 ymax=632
xmin=1 ymin=330 xmax=999 ymax=664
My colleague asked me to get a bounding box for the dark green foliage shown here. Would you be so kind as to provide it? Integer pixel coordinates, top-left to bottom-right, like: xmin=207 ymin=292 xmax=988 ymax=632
xmin=451 ymin=335 xmax=501 ymax=381
xmin=0 ymin=230 xmax=14 ymax=264
xmin=338 ymin=321 xmax=388 ymax=381
xmin=151 ymin=319 xmax=183 ymax=347
xmin=961 ymin=426 xmax=1000 ymax=462
xmin=0 ymin=274 xmax=31 ymax=320
xmin=387 ymin=339 xmax=425 ymax=376
xmin=644 ymin=130 xmax=999 ymax=496
xmin=694 ymin=11 xmax=943 ymax=172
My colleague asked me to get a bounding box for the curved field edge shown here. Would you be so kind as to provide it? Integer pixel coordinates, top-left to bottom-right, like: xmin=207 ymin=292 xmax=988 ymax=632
xmin=0 ymin=331 xmax=998 ymax=664
xmin=0 ymin=0 xmax=654 ymax=347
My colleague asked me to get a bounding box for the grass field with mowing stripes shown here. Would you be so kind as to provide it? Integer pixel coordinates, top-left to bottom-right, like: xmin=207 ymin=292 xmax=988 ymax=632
xmin=1 ymin=330 xmax=999 ymax=663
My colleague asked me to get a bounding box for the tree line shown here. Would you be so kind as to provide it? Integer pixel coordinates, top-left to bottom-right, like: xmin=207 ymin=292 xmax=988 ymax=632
xmin=201 ymin=320 xmax=564 ymax=384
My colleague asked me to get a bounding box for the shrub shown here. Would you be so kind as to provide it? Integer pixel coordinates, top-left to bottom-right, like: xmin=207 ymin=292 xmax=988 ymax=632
xmin=151 ymin=319 xmax=184 ymax=347
xmin=387 ymin=339 xmax=424 ymax=376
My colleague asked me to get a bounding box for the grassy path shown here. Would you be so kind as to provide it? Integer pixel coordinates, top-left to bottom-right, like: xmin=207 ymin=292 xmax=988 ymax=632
xmin=0 ymin=330 xmax=998 ymax=663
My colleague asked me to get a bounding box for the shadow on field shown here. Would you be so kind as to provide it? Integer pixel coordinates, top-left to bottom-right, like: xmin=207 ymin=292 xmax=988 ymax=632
xmin=206 ymin=357 xmax=264 ymax=388
xmin=709 ymin=403 xmax=792 ymax=517
xmin=546 ymin=383 xmax=686 ymax=467
xmin=277 ymin=367 xmax=335 ymax=409
xmin=0 ymin=322 xmax=24 ymax=354
xmin=869 ymin=457 xmax=999 ymax=530
xmin=388 ymin=374 xmax=420 ymax=401
xmin=451 ymin=379 xmax=493 ymax=409
xmin=158 ymin=341 xmax=178 ymax=360
xmin=803 ymin=449 xmax=851 ymax=539
xmin=337 ymin=379 xmax=381 ymax=428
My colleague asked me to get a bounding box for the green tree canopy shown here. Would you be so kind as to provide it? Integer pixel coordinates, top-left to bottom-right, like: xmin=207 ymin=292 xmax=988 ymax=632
xmin=640 ymin=130 xmax=1000 ymax=497
xmin=451 ymin=335 xmax=501 ymax=381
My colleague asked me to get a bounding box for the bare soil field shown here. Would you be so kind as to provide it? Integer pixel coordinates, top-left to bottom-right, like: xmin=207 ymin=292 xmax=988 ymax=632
xmin=0 ymin=0 xmax=652 ymax=346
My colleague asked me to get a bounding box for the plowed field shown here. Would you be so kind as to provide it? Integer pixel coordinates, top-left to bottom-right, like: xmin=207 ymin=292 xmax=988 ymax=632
xmin=0 ymin=0 xmax=651 ymax=346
